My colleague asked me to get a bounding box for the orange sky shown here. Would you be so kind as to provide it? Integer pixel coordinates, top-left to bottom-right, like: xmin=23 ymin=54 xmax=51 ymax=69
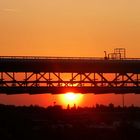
xmin=0 ymin=0 xmax=140 ymax=108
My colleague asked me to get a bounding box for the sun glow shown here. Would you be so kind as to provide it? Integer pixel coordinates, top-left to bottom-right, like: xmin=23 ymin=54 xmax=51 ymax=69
xmin=60 ymin=92 xmax=83 ymax=108
xmin=65 ymin=92 xmax=76 ymax=101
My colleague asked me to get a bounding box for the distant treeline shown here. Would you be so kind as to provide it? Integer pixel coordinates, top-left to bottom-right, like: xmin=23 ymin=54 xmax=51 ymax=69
xmin=0 ymin=103 xmax=139 ymax=112
xmin=0 ymin=103 xmax=140 ymax=140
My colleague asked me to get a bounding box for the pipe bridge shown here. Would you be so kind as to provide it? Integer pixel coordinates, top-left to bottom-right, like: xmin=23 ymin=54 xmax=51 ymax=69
xmin=0 ymin=56 xmax=140 ymax=94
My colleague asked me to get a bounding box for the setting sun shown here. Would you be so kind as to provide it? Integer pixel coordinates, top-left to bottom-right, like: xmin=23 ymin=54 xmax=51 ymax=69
xmin=65 ymin=92 xmax=76 ymax=101
xmin=60 ymin=92 xmax=83 ymax=108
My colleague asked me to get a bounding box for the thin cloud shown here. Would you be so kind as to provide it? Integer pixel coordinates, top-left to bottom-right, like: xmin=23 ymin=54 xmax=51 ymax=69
xmin=2 ymin=8 xmax=17 ymax=12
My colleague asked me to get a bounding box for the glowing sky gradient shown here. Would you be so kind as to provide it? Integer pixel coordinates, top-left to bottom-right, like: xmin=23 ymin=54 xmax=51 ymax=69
xmin=0 ymin=0 xmax=140 ymax=107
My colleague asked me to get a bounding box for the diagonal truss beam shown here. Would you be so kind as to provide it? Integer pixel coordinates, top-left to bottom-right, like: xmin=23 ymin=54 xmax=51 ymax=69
xmin=0 ymin=72 xmax=140 ymax=94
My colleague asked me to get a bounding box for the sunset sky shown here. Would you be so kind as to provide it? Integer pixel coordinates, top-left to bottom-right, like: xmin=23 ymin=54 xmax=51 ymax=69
xmin=0 ymin=0 xmax=140 ymax=108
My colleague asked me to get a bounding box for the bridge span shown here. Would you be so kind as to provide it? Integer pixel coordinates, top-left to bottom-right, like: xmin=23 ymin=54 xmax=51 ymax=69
xmin=0 ymin=56 xmax=140 ymax=94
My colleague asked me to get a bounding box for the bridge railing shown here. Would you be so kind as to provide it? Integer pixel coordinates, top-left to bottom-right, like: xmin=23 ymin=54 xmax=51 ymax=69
xmin=0 ymin=56 xmax=140 ymax=60
xmin=0 ymin=56 xmax=106 ymax=60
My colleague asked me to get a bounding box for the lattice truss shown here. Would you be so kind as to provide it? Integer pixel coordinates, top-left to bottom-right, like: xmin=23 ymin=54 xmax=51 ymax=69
xmin=0 ymin=72 xmax=140 ymax=88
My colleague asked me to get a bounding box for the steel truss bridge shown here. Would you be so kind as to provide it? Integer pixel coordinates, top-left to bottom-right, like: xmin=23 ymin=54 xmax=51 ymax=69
xmin=0 ymin=56 xmax=140 ymax=94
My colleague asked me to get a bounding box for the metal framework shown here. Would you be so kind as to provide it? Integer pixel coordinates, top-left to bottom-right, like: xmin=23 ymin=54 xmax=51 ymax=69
xmin=108 ymin=48 xmax=126 ymax=59
xmin=0 ymin=56 xmax=140 ymax=94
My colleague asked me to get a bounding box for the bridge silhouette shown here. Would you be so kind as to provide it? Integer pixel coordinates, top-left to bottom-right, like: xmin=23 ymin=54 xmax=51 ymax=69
xmin=0 ymin=54 xmax=140 ymax=94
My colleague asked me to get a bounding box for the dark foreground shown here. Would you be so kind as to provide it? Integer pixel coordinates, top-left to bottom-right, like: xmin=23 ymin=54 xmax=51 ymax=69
xmin=0 ymin=104 xmax=140 ymax=140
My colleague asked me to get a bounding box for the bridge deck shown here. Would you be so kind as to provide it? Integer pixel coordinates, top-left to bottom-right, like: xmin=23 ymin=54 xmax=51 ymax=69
xmin=0 ymin=57 xmax=140 ymax=73
xmin=0 ymin=87 xmax=140 ymax=94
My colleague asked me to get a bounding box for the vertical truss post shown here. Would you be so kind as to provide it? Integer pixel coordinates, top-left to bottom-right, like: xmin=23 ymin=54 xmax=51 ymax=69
xmin=80 ymin=73 xmax=82 ymax=87
xmin=58 ymin=73 xmax=60 ymax=87
xmin=71 ymin=73 xmax=74 ymax=87
xmin=0 ymin=72 xmax=3 ymax=87
xmin=25 ymin=72 xmax=27 ymax=87
xmin=35 ymin=73 xmax=38 ymax=87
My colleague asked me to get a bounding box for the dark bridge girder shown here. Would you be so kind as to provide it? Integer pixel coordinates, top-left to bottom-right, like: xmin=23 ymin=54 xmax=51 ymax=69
xmin=1 ymin=87 xmax=140 ymax=95
xmin=0 ymin=56 xmax=140 ymax=94
xmin=0 ymin=57 xmax=140 ymax=73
